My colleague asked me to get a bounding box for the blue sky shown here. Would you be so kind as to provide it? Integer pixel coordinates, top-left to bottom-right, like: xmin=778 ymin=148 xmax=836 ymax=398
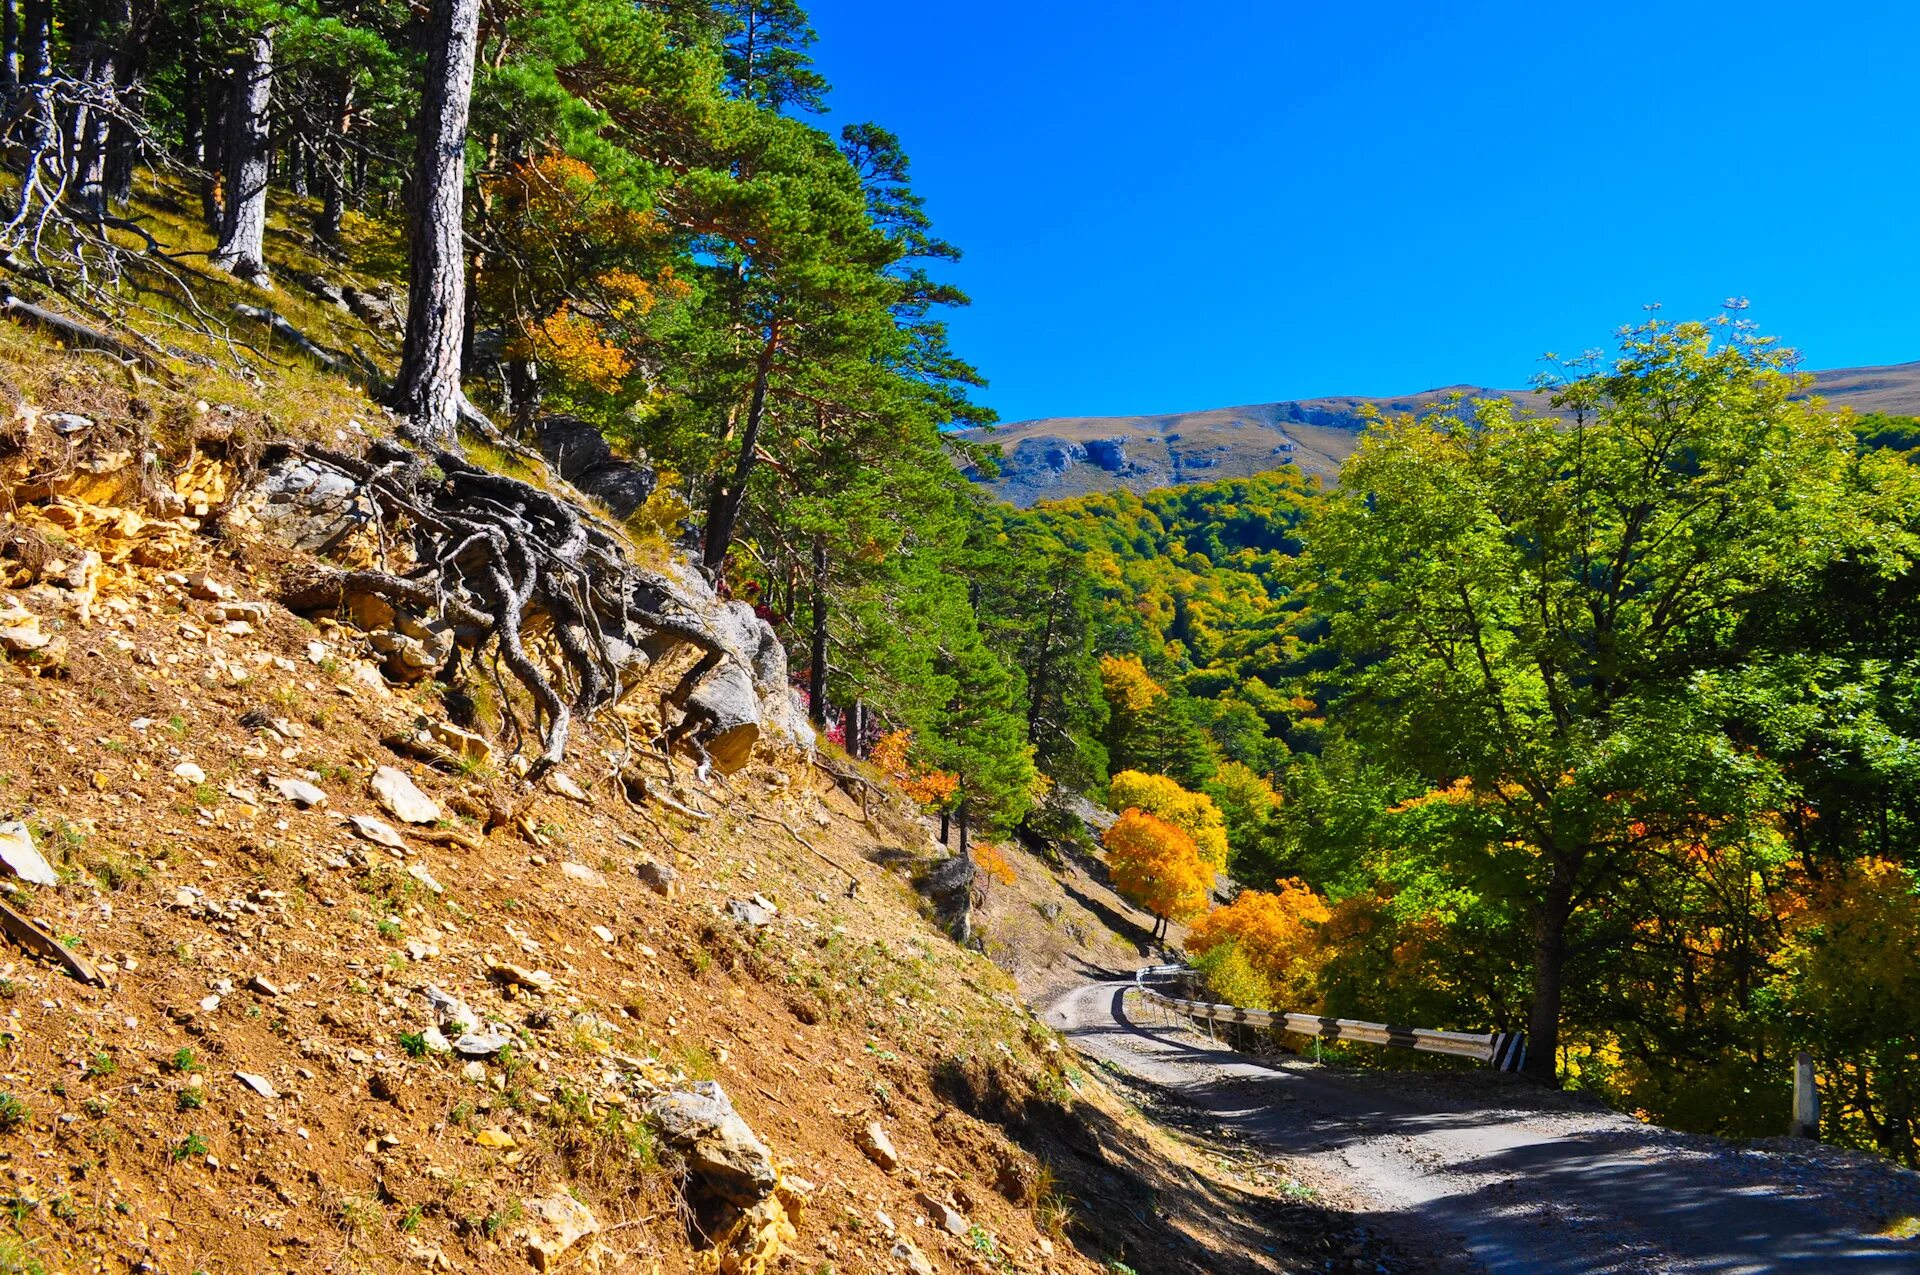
xmin=805 ymin=0 xmax=1920 ymax=424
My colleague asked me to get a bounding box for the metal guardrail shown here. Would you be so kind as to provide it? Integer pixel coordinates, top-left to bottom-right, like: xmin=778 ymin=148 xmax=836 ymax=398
xmin=1131 ymin=977 xmax=1526 ymax=1073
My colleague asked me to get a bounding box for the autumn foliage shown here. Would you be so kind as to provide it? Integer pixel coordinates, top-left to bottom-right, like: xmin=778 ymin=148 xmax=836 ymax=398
xmin=1773 ymin=856 xmax=1920 ymax=1164
xmin=972 ymin=842 xmax=1018 ymax=887
xmin=1104 ymin=809 xmax=1212 ymax=931
xmin=1107 ymin=770 xmax=1230 ymax=871
xmin=869 ymin=728 xmax=961 ymax=810
xmin=1188 ymin=879 xmax=1332 ymax=1010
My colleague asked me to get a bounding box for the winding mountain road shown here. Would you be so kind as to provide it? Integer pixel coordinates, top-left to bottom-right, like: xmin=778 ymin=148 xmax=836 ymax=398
xmin=1043 ymin=978 xmax=1920 ymax=1274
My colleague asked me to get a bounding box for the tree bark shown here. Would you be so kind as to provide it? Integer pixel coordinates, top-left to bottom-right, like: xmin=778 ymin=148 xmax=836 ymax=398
xmin=807 ymin=532 xmax=828 ymax=727
xmin=2 ymin=0 xmax=18 ymax=96
xmin=210 ymin=29 xmax=273 ymax=284
xmin=316 ymin=76 xmax=353 ymax=243
xmin=505 ymin=355 xmax=540 ymax=432
xmin=285 ymin=130 xmax=306 ymax=196
xmin=701 ymin=328 xmax=777 ymax=578
xmin=1523 ymin=865 xmax=1575 ymax=1083
xmin=14 ymin=0 xmax=49 ymax=161
xmin=388 ymin=0 xmax=481 ymax=446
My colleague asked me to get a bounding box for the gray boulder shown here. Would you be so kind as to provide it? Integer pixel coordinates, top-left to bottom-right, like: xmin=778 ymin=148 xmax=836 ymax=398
xmin=646 ymin=1080 xmax=778 ymax=1206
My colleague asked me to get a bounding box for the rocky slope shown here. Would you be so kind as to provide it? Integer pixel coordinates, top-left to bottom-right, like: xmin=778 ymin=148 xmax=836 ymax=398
xmin=965 ymin=360 xmax=1920 ymax=506
xmin=0 ymin=280 xmax=1413 ymax=1273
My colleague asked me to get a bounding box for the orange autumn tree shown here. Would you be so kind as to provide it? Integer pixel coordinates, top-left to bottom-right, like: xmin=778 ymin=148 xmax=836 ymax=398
xmin=1188 ymin=879 xmax=1331 ymax=1010
xmin=477 ymin=155 xmax=687 ymax=412
xmin=869 ymin=728 xmax=961 ymax=810
xmin=1104 ymin=809 xmax=1212 ymax=942
xmin=1107 ymin=769 xmax=1230 ymax=871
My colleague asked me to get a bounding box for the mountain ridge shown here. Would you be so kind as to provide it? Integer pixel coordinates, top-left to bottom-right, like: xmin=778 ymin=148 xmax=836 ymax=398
xmin=964 ymin=359 xmax=1920 ymax=506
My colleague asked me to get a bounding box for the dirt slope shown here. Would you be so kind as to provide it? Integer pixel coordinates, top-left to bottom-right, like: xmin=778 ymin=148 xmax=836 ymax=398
xmin=0 ymin=270 xmax=1459 ymax=1275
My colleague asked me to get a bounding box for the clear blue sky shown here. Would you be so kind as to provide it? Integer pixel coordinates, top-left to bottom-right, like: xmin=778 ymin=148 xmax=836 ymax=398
xmin=805 ymin=0 xmax=1920 ymax=424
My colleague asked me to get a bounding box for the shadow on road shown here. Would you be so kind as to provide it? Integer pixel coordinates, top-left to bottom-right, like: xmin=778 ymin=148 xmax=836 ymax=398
xmin=1072 ymin=980 xmax=1920 ymax=1274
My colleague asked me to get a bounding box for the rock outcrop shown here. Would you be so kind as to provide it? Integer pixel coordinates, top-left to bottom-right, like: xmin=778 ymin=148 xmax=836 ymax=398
xmin=531 ymin=415 xmax=657 ymax=519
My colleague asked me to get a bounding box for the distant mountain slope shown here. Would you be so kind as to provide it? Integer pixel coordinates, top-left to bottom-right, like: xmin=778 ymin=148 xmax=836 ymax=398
xmin=964 ymin=360 xmax=1920 ymax=506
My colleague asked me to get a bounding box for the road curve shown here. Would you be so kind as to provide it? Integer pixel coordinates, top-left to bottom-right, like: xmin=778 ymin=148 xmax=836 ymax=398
xmin=1043 ymin=977 xmax=1920 ymax=1274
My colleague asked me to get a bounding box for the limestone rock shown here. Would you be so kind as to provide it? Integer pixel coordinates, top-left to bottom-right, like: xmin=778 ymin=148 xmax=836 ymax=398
xmin=454 ymin=1027 xmax=514 ymax=1058
xmin=0 ymin=822 xmax=57 ymax=886
xmin=186 ymin=572 xmax=234 ymax=602
xmin=350 ymin=814 xmax=406 ymax=848
xmin=559 ymin=861 xmax=603 ymax=886
xmin=647 ymin=1080 xmax=779 ymax=1207
xmin=634 ymin=856 xmax=678 ymax=899
xmin=727 ymin=897 xmax=775 ymax=928
xmin=371 ymin=766 xmax=440 ymax=824
xmin=891 ymin=1239 xmax=935 ymax=1275
xmin=916 ymin=1190 xmax=968 ymax=1237
xmin=522 ymin=1190 xmax=598 ymax=1271
xmin=172 ymin=762 xmax=207 ymax=785
xmin=0 ymin=603 xmax=64 ymax=670
xmin=531 ymin=415 xmax=657 ymax=519
xmin=427 ymin=719 xmax=492 ymax=765
xmin=858 ymin=1120 xmax=900 ymax=1173
xmin=266 ymin=775 xmax=328 ymax=808
xmin=486 ymin=959 xmax=554 ymax=992
xmin=235 ymin=1070 xmax=277 ymax=1099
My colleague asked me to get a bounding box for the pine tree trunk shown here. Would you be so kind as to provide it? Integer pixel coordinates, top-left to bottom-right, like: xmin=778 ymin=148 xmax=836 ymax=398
xmin=939 ymin=810 xmax=950 ymax=847
xmin=104 ymin=112 xmax=136 ymax=204
xmin=505 ymin=356 xmax=540 ymax=432
xmin=285 ymin=131 xmax=306 ymax=196
xmin=807 ymin=533 xmax=828 ymax=727
xmin=210 ymin=29 xmax=273 ymax=284
xmin=2 ymin=0 xmax=18 ymax=96
xmin=316 ymin=77 xmax=353 ymax=243
xmin=388 ymin=0 xmax=481 ymax=446
xmin=14 ymin=0 xmax=50 ymax=163
xmin=701 ymin=329 xmax=777 ymax=578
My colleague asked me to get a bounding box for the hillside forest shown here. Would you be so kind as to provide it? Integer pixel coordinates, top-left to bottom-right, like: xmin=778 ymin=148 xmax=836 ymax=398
xmin=3 ymin=0 xmax=1919 ymax=1177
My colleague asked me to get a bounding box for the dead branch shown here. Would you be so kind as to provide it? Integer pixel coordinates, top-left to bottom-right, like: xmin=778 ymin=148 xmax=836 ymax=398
xmin=1 ymin=292 xmax=160 ymax=371
xmin=747 ymin=811 xmax=860 ymax=896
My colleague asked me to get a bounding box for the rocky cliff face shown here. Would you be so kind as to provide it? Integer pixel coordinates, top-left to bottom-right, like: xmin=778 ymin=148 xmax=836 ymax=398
xmin=966 ymin=359 xmax=1920 ymax=506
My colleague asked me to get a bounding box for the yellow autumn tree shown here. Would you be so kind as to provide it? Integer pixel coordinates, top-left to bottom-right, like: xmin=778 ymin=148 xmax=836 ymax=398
xmin=1774 ymin=856 xmax=1920 ymax=1164
xmin=1107 ymin=769 xmax=1230 ymax=871
xmin=1098 ymin=653 xmax=1165 ymax=715
xmin=1104 ymin=809 xmax=1212 ymax=941
xmin=1188 ymin=879 xmax=1331 ymax=1010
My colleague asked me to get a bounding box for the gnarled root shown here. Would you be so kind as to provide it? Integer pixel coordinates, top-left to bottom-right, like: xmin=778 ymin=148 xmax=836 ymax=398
xmin=269 ymin=439 xmax=745 ymax=783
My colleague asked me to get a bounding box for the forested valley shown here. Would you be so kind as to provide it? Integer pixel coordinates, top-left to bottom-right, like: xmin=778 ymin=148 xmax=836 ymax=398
xmin=3 ymin=0 xmax=1919 ymax=1198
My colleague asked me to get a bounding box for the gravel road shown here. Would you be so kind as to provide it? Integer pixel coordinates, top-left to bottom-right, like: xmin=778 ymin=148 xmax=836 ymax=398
xmin=1043 ymin=978 xmax=1920 ymax=1274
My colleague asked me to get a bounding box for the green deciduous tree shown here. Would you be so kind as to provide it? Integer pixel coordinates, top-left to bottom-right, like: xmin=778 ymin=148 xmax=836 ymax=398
xmin=1308 ymin=315 xmax=1917 ymax=1082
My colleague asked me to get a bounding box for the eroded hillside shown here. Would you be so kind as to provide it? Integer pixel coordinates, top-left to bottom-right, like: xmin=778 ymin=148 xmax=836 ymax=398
xmin=0 ymin=289 xmax=1409 ymax=1274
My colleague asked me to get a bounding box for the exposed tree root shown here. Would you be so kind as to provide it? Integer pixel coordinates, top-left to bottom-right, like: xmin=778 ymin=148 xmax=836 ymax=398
xmin=271 ymin=438 xmax=746 ymax=784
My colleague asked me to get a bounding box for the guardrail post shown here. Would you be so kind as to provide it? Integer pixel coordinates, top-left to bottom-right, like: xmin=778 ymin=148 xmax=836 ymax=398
xmin=1790 ymin=1051 xmax=1819 ymax=1139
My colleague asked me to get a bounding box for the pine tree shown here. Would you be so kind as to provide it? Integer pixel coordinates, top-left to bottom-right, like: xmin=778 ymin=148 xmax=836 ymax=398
xmin=389 ymin=0 xmax=482 ymax=444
